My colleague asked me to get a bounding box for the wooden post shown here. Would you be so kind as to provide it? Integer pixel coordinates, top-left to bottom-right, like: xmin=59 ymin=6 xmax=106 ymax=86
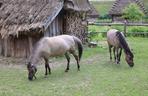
xmin=4 ymin=38 xmax=8 ymax=57
xmin=28 ymin=37 xmax=33 ymax=56
xmin=124 ymin=20 xmax=127 ymax=37
xmin=0 ymin=38 xmax=2 ymax=55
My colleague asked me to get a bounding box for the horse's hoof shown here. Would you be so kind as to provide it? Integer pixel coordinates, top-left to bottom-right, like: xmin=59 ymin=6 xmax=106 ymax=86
xmin=44 ymin=75 xmax=48 ymax=78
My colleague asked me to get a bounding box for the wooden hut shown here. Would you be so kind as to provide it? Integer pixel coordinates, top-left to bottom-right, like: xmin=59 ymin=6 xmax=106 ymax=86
xmin=0 ymin=0 xmax=91 ymax=57
xmin=109 ymin=0 xmax=147 ymax=22
xmin=87 ymin=3 xmax=99 ymax=24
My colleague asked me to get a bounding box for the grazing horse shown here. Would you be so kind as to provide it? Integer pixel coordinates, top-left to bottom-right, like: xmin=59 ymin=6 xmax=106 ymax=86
xmin=107 ymin=29 xmax=134 ymax=67
xmin=27 ymin=35 xmax=83 ymax=80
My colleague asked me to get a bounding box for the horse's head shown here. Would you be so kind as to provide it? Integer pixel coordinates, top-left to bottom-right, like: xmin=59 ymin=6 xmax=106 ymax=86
xmin=125 ymin=52 xmax=134 ymax=67
xmin=27 ymin=62 xmax=37 ymax=81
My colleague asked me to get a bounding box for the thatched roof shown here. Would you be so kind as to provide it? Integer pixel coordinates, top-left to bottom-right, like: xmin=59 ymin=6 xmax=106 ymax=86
xmin=0 ymin=0 xmax=91 ymax=38
xmin=87 ymin=3 xmax=99 ymax=18
xmin=64 ymin=0 xmax=91 ymax=12
xmin=109 ymin=0 xmax=147 ymax=16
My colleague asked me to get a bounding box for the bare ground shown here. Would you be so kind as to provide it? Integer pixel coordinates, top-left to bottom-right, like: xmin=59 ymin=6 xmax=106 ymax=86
xmin=0 ymin=40 xmax=108 ymax=69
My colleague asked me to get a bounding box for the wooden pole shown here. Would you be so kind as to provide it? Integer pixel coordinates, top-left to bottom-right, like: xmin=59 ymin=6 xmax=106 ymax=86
xmin=124 ymin=20 xmax=127 ymax=37
xmin=28 ymin=37 xmax=33 ymax=56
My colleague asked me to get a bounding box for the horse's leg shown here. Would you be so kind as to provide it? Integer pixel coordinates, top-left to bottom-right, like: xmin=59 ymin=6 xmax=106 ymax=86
xmin=64 ymin=52 xmax=70 ymax=72
xmin=116 ymin=48 xmax=119 ymax=64
xmin=109 ymin=45 xmax=112 ymax=61
xmin=113 ymin=47 xmax=116 ymax=63
xmin=44 ymin=58 xmax=51 ymax=76
xmin=118 ymin=48 xmax=122 ymax=63
xmin=71 ymin=51 xmax=80 ymax=71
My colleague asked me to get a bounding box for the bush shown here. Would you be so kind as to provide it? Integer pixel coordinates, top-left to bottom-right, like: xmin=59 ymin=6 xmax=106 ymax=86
xmin=88 ymin=32 xmax=104 ymax=42
xmin=122 ymin=3 xmax=145 ymax=21
xmin=128 ymin=26 xmax=148 ymax=32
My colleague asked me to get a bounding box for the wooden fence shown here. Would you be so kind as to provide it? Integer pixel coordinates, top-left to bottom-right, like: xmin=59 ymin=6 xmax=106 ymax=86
xmin=89 ymin=22 xmax=148 ymax=37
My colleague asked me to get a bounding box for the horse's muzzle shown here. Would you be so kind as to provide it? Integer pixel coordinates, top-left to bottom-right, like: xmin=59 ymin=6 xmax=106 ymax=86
xmin=28 ymin=77 xmax=33 ymax=81
xmin=129 ymin=63 xmax=134 ymax=67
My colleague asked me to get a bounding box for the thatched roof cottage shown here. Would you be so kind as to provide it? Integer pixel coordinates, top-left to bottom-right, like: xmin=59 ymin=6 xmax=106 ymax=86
xmin=109 ymin=0 xmax=147 ymax=22
xmin=87 ymin=3 xmax=99 ymax=24
xmin=0 ymin=0 xmax=91 ymax=57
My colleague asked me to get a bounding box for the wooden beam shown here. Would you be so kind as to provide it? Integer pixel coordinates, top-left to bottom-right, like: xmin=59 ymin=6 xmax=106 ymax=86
xmin=89 ymin=23 xmax=148 ymax=26
xmin=28 ymin=37 xmax=33 ymax=55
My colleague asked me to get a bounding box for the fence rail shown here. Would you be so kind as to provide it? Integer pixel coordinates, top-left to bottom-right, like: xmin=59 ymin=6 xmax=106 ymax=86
xmin=88 ymin=31 xmax=148 ymax=37
xmin=89 ymin=22 xmax=148 ymax=26
xmin=89 ymin=22 xmax=148 ymax=36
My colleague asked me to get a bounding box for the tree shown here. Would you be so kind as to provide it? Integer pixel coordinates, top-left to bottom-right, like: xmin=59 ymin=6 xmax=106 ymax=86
xmin=122 ymin=3 xmax=145 ymax=21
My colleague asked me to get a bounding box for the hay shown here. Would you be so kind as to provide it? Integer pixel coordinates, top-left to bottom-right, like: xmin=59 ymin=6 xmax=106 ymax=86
xmin=0 ymin=0 xmax=91 ymax=38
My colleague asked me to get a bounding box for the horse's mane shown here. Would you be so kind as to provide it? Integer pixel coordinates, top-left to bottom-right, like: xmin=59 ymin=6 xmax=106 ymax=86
xmin=116 ymin=31 xmax=134 ymax=58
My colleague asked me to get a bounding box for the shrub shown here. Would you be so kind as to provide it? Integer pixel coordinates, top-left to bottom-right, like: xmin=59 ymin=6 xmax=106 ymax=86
xmin=122 ymin=3 xmax=145 ymax=21
xmin=128 ymin=26 xmax=148 ymax=32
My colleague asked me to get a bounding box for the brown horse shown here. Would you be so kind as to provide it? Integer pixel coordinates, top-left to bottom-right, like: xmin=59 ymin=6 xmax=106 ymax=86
xmin=27 ymin=35 xmax=83 ymax=80
xmin=107 ymin=29 xmax=134 ymax=67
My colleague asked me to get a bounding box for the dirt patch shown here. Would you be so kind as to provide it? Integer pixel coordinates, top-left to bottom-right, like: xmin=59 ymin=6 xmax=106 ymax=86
xmin=0 ymin=41 xmax=108 ymax=69
xmin=0 ymin=52 xmax=107 ymax=70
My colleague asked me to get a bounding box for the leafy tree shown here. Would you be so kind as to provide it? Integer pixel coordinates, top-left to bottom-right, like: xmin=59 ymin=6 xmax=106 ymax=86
xmin=122 ymin=3 xmax=145 ymax=21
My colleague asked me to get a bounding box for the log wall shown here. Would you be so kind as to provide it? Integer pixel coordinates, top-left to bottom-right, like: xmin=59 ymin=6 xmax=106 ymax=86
xmin=0 ymin=13 xmax=63 ymax=58
xmin=0 ymin=34 xmax=43 ymax=58
xmin=44 ymin=12 xmax=63 ymax=37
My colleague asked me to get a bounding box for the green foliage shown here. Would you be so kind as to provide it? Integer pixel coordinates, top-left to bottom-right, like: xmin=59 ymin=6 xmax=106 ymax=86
xmin=122 ymin=3 xmax=145 ymax=21
xmin=99 ymin=14 xmax=111 ymax=19
xmin=88 ymin=25 xmax=109 ymax=32
xmin=91 ymin=1 xmax=114 ymax=16
xmin=88 ymin=25 xmax=148 ymax=33
xmin=143 ymin=0 xmax=148 ymax=14
xmin=111 ymin=26 xmax=123 ymax=31
xmin=88 ymin=25 xmax=108 ymax=41
xmin=128 ymin=26 xmax=148 ymax=32
xmin=88 ymin=33 xmax=104 ymax=42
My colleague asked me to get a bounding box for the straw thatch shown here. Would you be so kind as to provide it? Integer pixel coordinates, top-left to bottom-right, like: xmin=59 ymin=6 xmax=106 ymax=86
xmin=86 ymin=3 xmax=99 ymax=24
xmin=87 ymin=3 xmax=99 ymax=18
xmin=0 ymin=0 xmax=63 ymax=38
xmin=0 ymin=0 xmax=91 ymax=38
xmin=109 ymin=0 xmax=147 ymax=16
xmin=64 ymin=0 xmax=91 ymax=12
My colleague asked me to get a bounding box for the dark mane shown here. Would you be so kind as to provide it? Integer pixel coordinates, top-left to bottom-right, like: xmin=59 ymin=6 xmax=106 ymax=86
xmin=116 ymin=31 xmax=134 ymax=58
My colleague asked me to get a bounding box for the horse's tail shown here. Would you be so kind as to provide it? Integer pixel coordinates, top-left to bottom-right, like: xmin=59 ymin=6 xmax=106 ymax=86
xmin=73 ymin=36 xmax=83 ymax=61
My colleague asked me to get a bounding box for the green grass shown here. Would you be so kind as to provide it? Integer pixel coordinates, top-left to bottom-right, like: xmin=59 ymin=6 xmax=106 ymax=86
xmin=91 ymin=1 xmax=114 ymax=16
xmin=91 ymin=0 xmax=148 ymax=16
xmin=88 ymin=25 xmax=148 ymax=32
xmin=143 ymin=0 xmax=148 ymax=13
xmin=0 ymin=38 xmax=148 ymax=96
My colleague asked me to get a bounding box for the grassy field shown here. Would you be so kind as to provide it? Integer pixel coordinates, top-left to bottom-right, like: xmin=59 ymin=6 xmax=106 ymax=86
xmin=91 ymin=0 xmax=148 ymax=17
xmin=91 ymin=1 xmax=114 ymax=16
xmin=88 ymin=25 xmax=148 ymax=33
xmin=143 ymin=0 xmax=148 ymax=12
xmin=0 ymin=37 xmax=148 ymax=96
